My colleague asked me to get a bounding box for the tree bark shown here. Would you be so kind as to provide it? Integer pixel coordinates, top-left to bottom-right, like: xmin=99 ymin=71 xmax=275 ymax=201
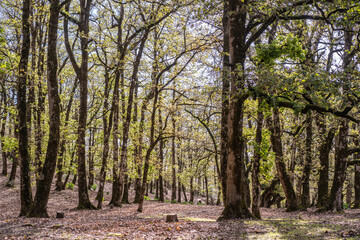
xmin=171 ymin=86 xmax=177 ymax=202
xmin=218 ymin=0 xmax=252 ymax=220
xmin=269 ymin=108 xmax=298 ymax=211
xmin=251 ymin=99 xmax=263 ymax=218
xmin=1 ymin=85 xmax=7 ymax=176
xmin=55 ymin=79 xmax=78 ymax=191
xmin=28 ymin=0 xmax=61 ymax=217
xmin=301 ymin=111 xmax=312 ymax=208
xmin=64 ymin=0 xmax=95 ymax=209
xmin=325 ymin=120 xmax=348 ymax=211
xmin=97 ymin=68 xmax=112 ymax=209
xmin=220 ymin=0 xmax=229 ymax=206
xmin=317 ymin=123 xmax=335 ymax=207
xmin=18 ymin=0 xmax=34 ymax=216
xmin=158 ymin=108 xmax=165 ymax=202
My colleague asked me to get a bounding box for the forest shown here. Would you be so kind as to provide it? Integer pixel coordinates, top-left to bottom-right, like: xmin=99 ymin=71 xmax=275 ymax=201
xmin=1 ymin=0 xmax=360 ymax=239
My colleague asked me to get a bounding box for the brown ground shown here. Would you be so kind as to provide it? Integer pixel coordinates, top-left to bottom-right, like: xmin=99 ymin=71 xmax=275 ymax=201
xmin=1 ymin=174 xmax=360 ymax=239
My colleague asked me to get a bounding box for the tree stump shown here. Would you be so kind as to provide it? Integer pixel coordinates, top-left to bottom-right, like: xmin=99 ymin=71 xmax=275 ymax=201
xmin=165 ymin=214 xmax=178 ymax=222
xmin=56 ymin=212 xmax=65 ymax=218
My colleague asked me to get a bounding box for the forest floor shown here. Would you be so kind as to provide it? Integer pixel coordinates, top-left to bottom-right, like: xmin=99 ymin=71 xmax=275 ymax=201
xmin=1 ymin=174 xmax=360 ymax=239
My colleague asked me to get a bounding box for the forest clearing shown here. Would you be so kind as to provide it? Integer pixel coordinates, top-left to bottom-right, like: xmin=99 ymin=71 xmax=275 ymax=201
xmin=1 ymin=174 xmax=360 ymax=239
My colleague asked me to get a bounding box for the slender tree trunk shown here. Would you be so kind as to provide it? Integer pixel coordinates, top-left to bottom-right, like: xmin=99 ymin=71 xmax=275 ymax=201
xmin=205 ymin=175 xmax=209 ymax=205
xmin=97 ymin=68 xmax=112 ymax=209
xmin=158 ymin=107 xmax=164 ymax=202
xmin=182 ymin=185 xmax=188 ymax=202
xmin=63 ymin=144 xmax=76 ymax=189
xmin=171 ymin=88 xmax=177 ymax=202
xmin=34 ymin=24 xmax=46 ymax=190
xmin=269 ymin=108 xmax=298 ymax=211
xmin=64 ymin=0 xmax=95 ymax=209
xmin=301 ymin=112 xmax=312 ymax=208
xmin=18 ymin=0 xmax=34 ymax=216
xmin=55 ymin=79 xmax=78 ymax=191
xmin=137 ymin=84 xmax=160 ymax=212
xmin=88 ymin=128 xmax=96 ymax=188
xmin=354 ymin=133 xmax=360 ymax=208
xmin=346 ymin=173 xmax=353 ymax=206
xmin=190 ymin=177 xmax=194 ymax=203
xmin=251 ymin=98 xmax=263 ymax=218
xmin=354 ymin=163 xmax=360 ymax=208
xmin=325 ymin=120 xmax=349 ymax=211
xmin=6 ymin=122 xmax=18 ymax=187
xmin=317 ymin=125 xmax=335 ymax=207
xmin=1 ymin=86 xmax=7 ymax=176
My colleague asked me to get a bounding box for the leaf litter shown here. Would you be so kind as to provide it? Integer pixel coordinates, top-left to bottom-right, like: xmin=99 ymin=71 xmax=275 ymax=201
xmin=1 ymin=175 xmax=360 ymax=239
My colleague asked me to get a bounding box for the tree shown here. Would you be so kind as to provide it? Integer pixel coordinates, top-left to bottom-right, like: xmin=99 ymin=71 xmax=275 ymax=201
xmin=18 ymin=0 xmax=33 ymax=216
xmin=64 ymin=0 xmax=96 ymax=210
xmin=28 ymin=0 xmax=62 ymax=217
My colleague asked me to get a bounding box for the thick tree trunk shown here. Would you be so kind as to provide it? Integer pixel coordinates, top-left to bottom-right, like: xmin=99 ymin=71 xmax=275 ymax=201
xmin=28 ymin=0 xmax=61 ymax=217
xmin=18 ymin=0 xmax=34 ymax=216
xmin=269 ymin=108 xmax=298 ymax=211
xmin=220 ymin=0 xmax=229 ymax=206
xmin=219 ymin=0 xmax=252 ymax=220
xmin=251 ymin=99 xmax=263 ymax=218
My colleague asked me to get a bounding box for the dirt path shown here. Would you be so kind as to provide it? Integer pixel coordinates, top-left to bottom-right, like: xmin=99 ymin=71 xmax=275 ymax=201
xmin=1 ymin=174 xmax=360 ymax=239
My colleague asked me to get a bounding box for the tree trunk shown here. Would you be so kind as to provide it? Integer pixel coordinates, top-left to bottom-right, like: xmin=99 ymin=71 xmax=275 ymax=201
xmin=325 ymin=120 xmax=348 ymax=211
xmin=28 ymin=0 xmax=61 ymax=217
xmin=171 ymin=87 xmax=177 ymax=202
xmin=18 ymin=0 xmax=34 ymax=216
xmin=1 ymin=86 xmax=7 ymax=176
xmin=55 ymin=79 xmax=78 ymax=191
xmin=354 ymin=162 xmax=360 ymax=208
xmin=317 ymin=124 xmax=335 ymax=207
xmin=182 ymin=185 xmax=188 ymax=202
xmin=354 ymin=133 xmax=360 ymax=208
xmin=34 ymin=5 xmax=46 ymax=190
xmin=64 ymin=0 xmax=95 ymax=209
xmin=301 ymin=112 xmax=312 ymax=208
xmin=218 ymin=0 xmax=253 ymax=220
xmin=88 ymin=128 xmax=96 ymax=189
xmin=251 ymin=98 xmax=263 ymax=218
xmin=220 ymin=0 xmax=230 ymax=206
xmin=97 ymin=68 xmax=112 ymax=209
xmin=158 ymin=108 xmax=164 ymax=202
xmin=269 ymin=108 xmax=298 ymax=211
xmin=6 ymin=120 xmax=18 ymax=187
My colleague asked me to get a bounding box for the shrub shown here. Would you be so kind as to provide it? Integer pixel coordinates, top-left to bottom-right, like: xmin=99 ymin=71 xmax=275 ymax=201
xmin=66 ymin=182 xmax=74 ymax=190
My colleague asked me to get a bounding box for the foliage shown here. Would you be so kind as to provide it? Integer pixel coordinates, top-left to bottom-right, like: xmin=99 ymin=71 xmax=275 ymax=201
xmin=255 ymin=34 xmax=306 ymax=66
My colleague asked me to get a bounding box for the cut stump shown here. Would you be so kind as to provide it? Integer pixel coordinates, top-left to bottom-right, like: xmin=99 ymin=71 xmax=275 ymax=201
xmin=166 ymin=214 xmax=178 ymax=222
xmin=56 ymin=212 xmax=65 ymax=218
